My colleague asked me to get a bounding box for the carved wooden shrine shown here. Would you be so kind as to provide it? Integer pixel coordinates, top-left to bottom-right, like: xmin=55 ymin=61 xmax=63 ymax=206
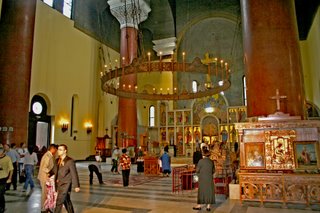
xmin=235 ymin=120 xmax=320 ymax=208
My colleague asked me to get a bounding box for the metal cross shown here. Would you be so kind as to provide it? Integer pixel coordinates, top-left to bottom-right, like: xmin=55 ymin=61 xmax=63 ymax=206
xmin=270 ymin=89 xmax=287 ymax=112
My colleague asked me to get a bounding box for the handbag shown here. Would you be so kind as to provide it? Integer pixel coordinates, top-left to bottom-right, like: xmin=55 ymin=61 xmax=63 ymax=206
xmin=44 ymin=176 xmax=57 ymax=210
xmin=192 ymin=173 xmax=199 ymax=183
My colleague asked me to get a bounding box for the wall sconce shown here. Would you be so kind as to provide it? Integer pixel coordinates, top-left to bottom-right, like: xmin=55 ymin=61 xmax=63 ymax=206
xmin=61 ymin=123 xmax=69 ymax=133
xmin=84 ymin=122 xmax=93 ymax=134
xmin=59 ymin=119 xmax=69 ymax=133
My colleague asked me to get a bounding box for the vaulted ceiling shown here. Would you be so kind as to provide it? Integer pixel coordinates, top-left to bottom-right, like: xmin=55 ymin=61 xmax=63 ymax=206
xmin=73 ymin=0 xmax=319 ymax=51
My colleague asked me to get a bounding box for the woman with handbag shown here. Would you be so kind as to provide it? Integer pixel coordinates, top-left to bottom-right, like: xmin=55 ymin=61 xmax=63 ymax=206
xmin=193 ymin=149 xmax=215 ymax=211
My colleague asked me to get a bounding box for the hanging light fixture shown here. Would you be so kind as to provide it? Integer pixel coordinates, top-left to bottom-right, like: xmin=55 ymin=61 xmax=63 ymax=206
xmin=100 ymin=55 xmax=232 ymax=100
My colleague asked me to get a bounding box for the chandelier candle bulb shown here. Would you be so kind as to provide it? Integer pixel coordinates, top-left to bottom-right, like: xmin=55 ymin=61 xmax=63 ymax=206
xmin=182 ymin=52 xmax=186 ymax=71
xmin=122 ymin=57 xmax=125 ymax=67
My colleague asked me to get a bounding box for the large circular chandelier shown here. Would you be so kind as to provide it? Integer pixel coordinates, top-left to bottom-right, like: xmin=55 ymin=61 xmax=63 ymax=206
xmin=100 ymin=55 xmax=231 ymax=100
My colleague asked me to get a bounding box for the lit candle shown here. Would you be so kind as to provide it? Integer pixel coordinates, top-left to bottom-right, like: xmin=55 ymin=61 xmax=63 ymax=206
xmin=122 ymin=57 xmax=125 ymax=66
xmin=182 ymin=52 xmax=186 ymax=72
xmin=147 ymin=52 xmax=151 ymax=72
xmin=159 ymin=52 xmax=162 ymax=61
xmin=215 ymin=58 xmax=218 ymax=76
xmin=174 ymin=87 xmax=177 ymax=93
xmin=147 ymin=52 xmax=151 ymax=61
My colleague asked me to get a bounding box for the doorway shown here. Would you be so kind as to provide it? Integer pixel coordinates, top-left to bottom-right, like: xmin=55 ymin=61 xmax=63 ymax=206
xmin=36 ymin=122 xmax=49 ymax=149
xmin=28 ymin=95 xmax=51 ymax=149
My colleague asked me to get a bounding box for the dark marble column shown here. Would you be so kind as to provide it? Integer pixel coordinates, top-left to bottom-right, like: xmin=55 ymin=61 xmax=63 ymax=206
xmin=0 ymin=0 xmax=37 ymax=144
xmin=240 ymin=0 xmax=305 ymax=118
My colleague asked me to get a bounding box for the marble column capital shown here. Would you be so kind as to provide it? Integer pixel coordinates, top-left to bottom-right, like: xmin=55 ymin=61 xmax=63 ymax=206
xmin=152 ymin=37 xmax=177 ymax=56
xmin=108 ymin=0 xmax=151 ymax=29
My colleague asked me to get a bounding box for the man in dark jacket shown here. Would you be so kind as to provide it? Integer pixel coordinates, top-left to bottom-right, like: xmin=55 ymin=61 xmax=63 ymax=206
xmin=54 ymin=144 xmax=80 ymax=213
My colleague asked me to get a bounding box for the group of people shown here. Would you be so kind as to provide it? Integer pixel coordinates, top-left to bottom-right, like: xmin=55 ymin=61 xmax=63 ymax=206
xmin=38 ymin=144 xmax=80 ymax=213
xmin=0 ymin=142 xmax=40 ymax=213
xmin=159 ymin=144 xmax=215 ymax=211
xmin=0 ymin=143 xmax=80 ymax=213
xmin=1 ymin=141 xmax=216 ymax=212
xmin=89 ymin=146 xmax=132 ymax=187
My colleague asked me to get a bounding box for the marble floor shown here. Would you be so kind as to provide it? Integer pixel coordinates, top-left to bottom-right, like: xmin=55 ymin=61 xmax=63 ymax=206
xmin=4 ymin=162 xmax=319 ymax=213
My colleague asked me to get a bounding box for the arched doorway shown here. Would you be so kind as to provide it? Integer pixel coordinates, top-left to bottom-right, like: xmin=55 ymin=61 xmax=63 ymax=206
xmin=28 ymin=95 xmax=51 ymax=149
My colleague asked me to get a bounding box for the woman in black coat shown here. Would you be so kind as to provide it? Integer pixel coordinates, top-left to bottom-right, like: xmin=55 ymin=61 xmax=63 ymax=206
xmin=193 ymin=149 xmax=215 ymax=211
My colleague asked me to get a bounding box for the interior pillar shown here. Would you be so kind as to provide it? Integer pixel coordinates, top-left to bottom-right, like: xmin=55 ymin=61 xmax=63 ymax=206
xmin=240 ymin=0 xmax=305 ymax=118
xmin=118 ymin=27 xmax=138 ymax=147
xmin=0 ymin=0 xmax=37 ymax=144
xmin=108 ymin=0 xmax=151 ymax=147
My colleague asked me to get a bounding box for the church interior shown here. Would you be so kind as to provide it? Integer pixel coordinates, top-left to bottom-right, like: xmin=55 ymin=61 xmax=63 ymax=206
xmin=1 ymin=0 xmax=320 ymax=212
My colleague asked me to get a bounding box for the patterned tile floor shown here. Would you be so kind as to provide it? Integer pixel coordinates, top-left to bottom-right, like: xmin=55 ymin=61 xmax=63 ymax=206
xmin=4 ymin=162 xmax=319 ymax=213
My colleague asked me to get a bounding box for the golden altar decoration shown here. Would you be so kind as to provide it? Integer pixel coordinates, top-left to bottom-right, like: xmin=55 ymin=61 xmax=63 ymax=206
xmin=235 ymin=120 xmax=320 ymax=209
xmin=265 ymin=130 xmax=296 ymax=170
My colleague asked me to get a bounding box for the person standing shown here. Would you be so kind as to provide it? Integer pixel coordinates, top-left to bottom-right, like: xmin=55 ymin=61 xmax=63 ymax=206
xmin=38 ymin=144 xmax=58 ymax=213
xmin=54 ymin=144 xmax=80 ymax=213
xmin=111 ymin=146 xmax=120 ymax=174
xmin=16 ymin=142 xmax=27 ymax=182
xmin=193 ymin=149 xmax=215 ymax=211
xmin=119 ymin=148 xmax=131 ymax=187
xmin=23 ymin=146 xmax=38 ymax=194
xmin=4 ymin=144 xmax=19 ymax=191
xmin=160 ymin=146 xmax=171 ymax=177
xmin=0 ymin=144 xmax=13 ymax=213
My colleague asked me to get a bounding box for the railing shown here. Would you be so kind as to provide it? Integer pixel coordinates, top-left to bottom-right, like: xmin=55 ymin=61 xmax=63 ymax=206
xmin=172 ymin=165 xmax=195 ymax=193
xmin=239 ymin=172 xmax=320 ymax=208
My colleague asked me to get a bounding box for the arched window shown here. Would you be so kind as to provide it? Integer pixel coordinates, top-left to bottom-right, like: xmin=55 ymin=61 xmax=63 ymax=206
xmin=43 ymin=0 xmax=53 ymax=7
xmin=243 ymin=75 xmax=247 ymax=106
xmin=192 ymin=80 xmax=198 ymax=93
xmin=149 ymin=106 xmax=155 ymax=127
xmin=63 ymin=0 xmax=73 ymax=18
